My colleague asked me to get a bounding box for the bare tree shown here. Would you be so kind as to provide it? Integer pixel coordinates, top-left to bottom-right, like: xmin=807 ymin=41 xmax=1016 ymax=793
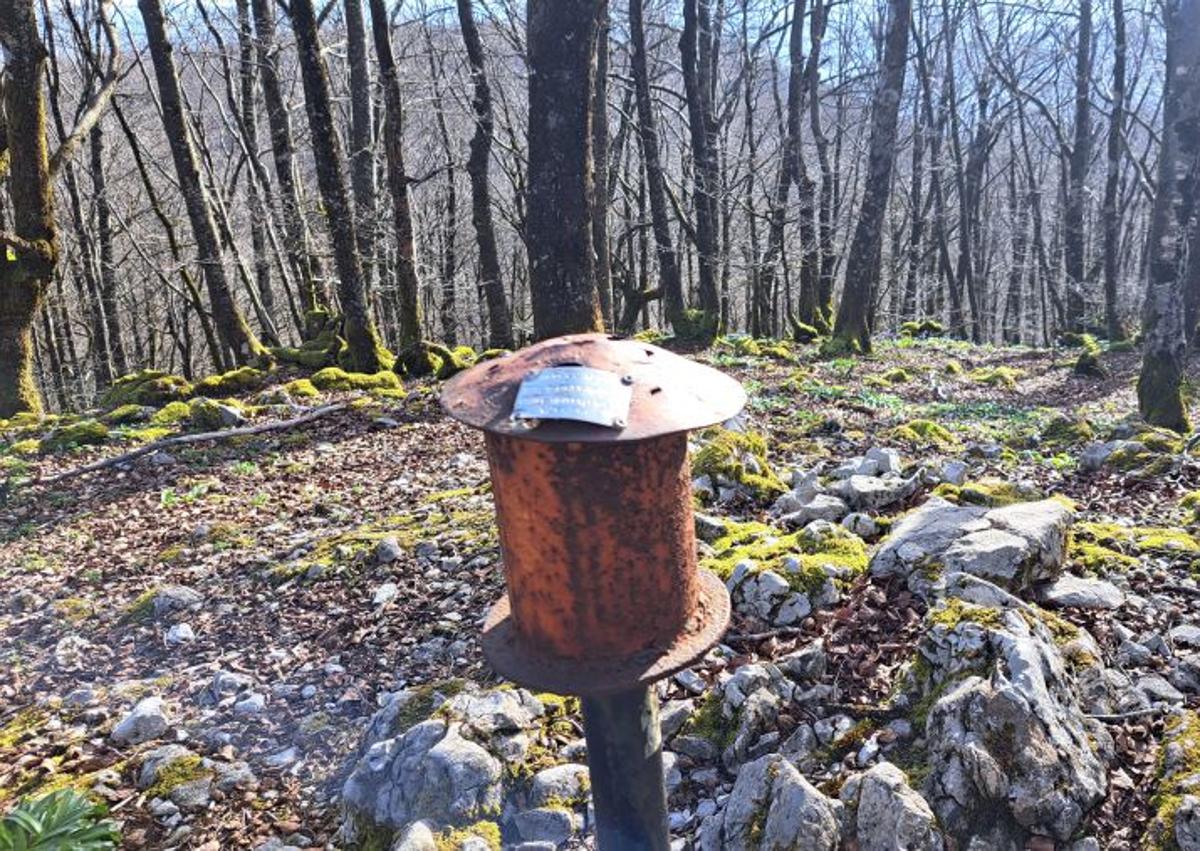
xmin=457 ymin=0 xmax=513 ymax=350
xmin=0 ymin=0 xmax=117 ymax=415
xmin=1138 ymin=0 xmax=1199 ymax=433
xmin=370 ymin=0 xmax=424 ymax=358
xmin=289 ymin=0 xmax=389 ymax=371
xmin=829 ymin=0 xmax=912 ymax=353
xmin=526 ymin=0 xmax=605 ymax=339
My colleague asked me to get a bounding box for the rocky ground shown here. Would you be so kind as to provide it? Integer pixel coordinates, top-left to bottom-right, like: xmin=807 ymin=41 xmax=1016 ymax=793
xmin=2 ymin=334 xmax=1200 ymax=850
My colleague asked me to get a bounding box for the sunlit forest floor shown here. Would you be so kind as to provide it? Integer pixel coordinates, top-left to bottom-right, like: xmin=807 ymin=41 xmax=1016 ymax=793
xmin=2 ymin=335 xmax=1198 ymax=848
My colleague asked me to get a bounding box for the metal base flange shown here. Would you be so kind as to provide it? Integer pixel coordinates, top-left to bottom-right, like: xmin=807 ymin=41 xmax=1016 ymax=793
xmin=481 ymin=569 xmax=731 ymax=696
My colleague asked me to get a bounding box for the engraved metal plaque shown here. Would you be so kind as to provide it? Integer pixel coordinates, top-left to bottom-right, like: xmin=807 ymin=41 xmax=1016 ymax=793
xmin=511 ymin=366 xmax=633 ymax=428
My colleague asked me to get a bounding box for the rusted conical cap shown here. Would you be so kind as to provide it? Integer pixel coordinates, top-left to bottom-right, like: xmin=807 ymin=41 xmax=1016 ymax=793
xmin=441 ymin=333 xmax=746 ymax=443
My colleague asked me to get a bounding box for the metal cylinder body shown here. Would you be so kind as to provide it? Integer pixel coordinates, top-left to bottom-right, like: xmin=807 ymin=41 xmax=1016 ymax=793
xmin=484 ymin=431 xmax=697 ymax=661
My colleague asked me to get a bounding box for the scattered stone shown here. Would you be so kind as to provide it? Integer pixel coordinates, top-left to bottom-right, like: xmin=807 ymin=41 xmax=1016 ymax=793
xmin=919 ymin=581 xmax=1107 ymax=847
xmin=112 ymin=696 xmax=169 ymax=746
xmin=341 ymin=719 xmax=502 ymax=836
xmin=151 ymin=585 xmax=204 ymax=620
xmin=233 ymin=693 xmax=267 ymax=717
xmin=1036 ymin=575 xmax=1125 ymax=610
xmin=842 ymin=512 xmax=879 ymax=539
xmin=778 ymin=493 xmax=850 ymax=526
xmin=841 ymin=762 xmax=942 ymax=851
xmin=372 ymin=583 xmax=400 ymax=606
xmin=375 ymin=537 xmax=402 ymax=564
xmin=529 ymin=763 xmax=590 ymax=808
xmin=697 ymin=753 xmax=840 ymax=850
xmin=940 ymin=460 xmax=969 ymax=486
xmin=391 ymin=821 xmax=437 ymax=851
xmin=165 ymin=623 xmax=196 ymax=646
xmin=674 ymin=670 xmax=706 ymax=695
xmin=515 ymin=807 xmax=574 ymax=845
xmin=1140 ymin=674 xmax=1186 ymax=705
xmin=1173 ymin=625 xmax=1200 ymax=649
xmin=829 ymin=470 xmax=924 ymax=512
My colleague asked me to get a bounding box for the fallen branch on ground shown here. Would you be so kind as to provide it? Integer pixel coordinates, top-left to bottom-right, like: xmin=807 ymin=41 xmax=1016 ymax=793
xmin=35 ymin=403 xmax=347 ymax=486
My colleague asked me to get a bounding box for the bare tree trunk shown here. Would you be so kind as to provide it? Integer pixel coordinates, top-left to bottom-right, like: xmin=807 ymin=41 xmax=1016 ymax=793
xmin=1138 ymin=0 xmax=1199 ymax=432
xmin=1064 ymin=0 xmax=1093 ymax=332
xmin=592 ymin=0 xmax=614 ymax=330
xmin=289 ymin=0 xmax=389 ymax=371
xmin=370 ymin=0 xmax=423 ymax=355
xmin=235 ymin=0 xmax=277 ymax=338
xmin=344 ymin=0 xmax=377 ymax=296
xmin=630 ymin=0 xmax=684 ymax=330
xmin=250 ymin=0 xmax=323 ymax=316
xmin=1102 ymin=0 xmax=1128 ymax=341
xmin=526 ymin=0 xmax=604 ymax=339
xmin=89 ymin=121 xmax=127 ymax=377
xmin=139 ymin=0 xmax=266 ymax=367
xmin=829 ymin=0 xmax=911 ymax=354
xmin=457 ymin=0 xmax=513 ymax=350
xmin=680 ymin=0 xmax=722 ymax=337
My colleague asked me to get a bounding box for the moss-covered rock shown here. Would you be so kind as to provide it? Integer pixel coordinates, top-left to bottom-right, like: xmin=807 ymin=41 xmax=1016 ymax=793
xmin=1183 ymin=491 xmax=1200 ymax=523
xmin=968 ymin=366 xmax=1022 ymax=389
xmin=890 ymin=419 xmax=958 ymax=450
xmin=1040 ymin=415 xmax=1095 ymax=449
xmin=39 ymin=420 xmax=109 ymax=453
xmin=702 ymin=518 xmax=868 ymax=590
xmin=187 ymin=398 xmax=247 ymax=431
xmin=943 ymin=360 xmax=964 ymax=376
xmin=932 ymin=478 xmax=1044 ymax=508
xmin=311 ymin=367 xmax=403 ymax=393
xmin=102 ymin=404 xmax=154 ymax=425
xmin=101 ymin=370 xmax=192 ymax=408
xmin=477 ymin=348 xmax=511 ymax=362
xmin=1072 ymin=334 xmax=1106 ymax=378
xmin=284 ymin=378 xmax=320 ymax=399
xmin=691 ymin=428 xmax=787 ymax=503
xmin=192 ymin=366 xmax=268 ymax=397
xmin=1147 ymin=712 xmax=1200 ymax=850
xmin=150 ymin=401 xmax=191 ymax=426
xmin=273 ymin=308 xmax=345 ymax=368
xmin=899 ymin=318 xmax=946 ymax=338
xmin=867 ymin=367 xmax=912 ymax=388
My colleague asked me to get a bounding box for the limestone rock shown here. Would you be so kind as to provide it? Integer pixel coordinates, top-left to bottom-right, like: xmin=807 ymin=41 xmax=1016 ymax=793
xmin=871 ymin=497 xmax=1072 ymax=594
xmin=830 ymin=471 xmax=924 ymax=512
xmin=111 ymin=696 xmax=170 ymax=746
xmin=841 ymin=761 xmax=942 ymax=851
xmin=698 ymin=753 xmax=840 ymax=851
xmin=1036 ymin=575 xmax=1125 ymax=610
xmin=920 ymin=593 xmax=1106 ymax=847
xmin=341 ymin=719 xmax=502 ymax=835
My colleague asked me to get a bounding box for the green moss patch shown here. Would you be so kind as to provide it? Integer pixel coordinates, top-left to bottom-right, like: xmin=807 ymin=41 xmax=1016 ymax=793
xmin=145 ymin=755 xmax=212 ymax=799
xmin=1041 ymin=415 xmax=1094 ymax=449
xmin=932 ymin=478 xmax=1044 ymax=507
xmin=968 ymin=366 xmax=1023 ymax=390
xmin=928 ymin=598 xmax=1005 ymax=631
xmin=310 ymin=367 xmax=403 ymax=394
xmin=39 ymin=420 xmax=109 ymax=453
xmin=900 ymin=319 xmax=945 ymax=338
xmin=101 ymin=370 xmax=192 ymax=408
xmin=284 ymin=378 xmax=320 ymax=399
xmin=193 ymin=366 xmax=268 ymax=397
xmin=890 ymin=419 xmax=958 ymax=450
xmin=1072 ymin=334 xmax=1106 ymax=378
xmin=691 ymin=428 xmax=786 ymax=502
xmin=701 ymin=518 xmax=867 ymax=593
xmin=435 ymin=821 xmax=501 ymax=851
xmin=1148 ymin=712 xmax=1200 ymax=849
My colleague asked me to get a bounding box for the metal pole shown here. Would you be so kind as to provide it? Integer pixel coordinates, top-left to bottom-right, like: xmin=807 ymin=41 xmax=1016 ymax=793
xmin=580 ymin=686 xmax=670 ymax=851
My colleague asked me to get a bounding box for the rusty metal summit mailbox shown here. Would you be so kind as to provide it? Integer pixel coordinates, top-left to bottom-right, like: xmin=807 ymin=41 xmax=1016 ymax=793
xmin=441 ymin=333 xmax=745 ymax=850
